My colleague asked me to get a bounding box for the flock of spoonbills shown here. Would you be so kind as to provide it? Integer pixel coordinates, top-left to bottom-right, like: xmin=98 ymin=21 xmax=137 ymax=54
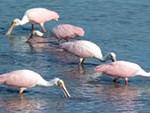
xmin=1 ymin=7 xmax=149 ymax=97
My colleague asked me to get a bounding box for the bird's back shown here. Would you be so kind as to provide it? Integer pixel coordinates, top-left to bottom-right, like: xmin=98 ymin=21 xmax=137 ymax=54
xmin=0 ymin=70 xmax=45 ymax=88
xmin=95 ymin=61 xmax=141 ymax=78
xmin=61 ymin=40 xmax=102 ymax=58
xmin=26 ymin=8 xmax=59 ymax=24
xmin=51 ymin=24 xmax=84 ymax=39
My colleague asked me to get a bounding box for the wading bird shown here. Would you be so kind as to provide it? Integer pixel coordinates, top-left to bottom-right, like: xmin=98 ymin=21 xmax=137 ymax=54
xmin=6 ymin=7 xmax=59 ymax=35
xmin=61 ymin=40 xmax=116 ymax=64
xmin=0 ymin=69 xmax=71 ymax=97
xmin=95 ymin=60 xmax=150 ymax=84
xmin=51 ymin=24 xmax=84 ymax=45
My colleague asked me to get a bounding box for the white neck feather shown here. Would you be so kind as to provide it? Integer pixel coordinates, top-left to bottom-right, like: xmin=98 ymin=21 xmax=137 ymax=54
xmin=16 ymin=15 xmax=29 ymax=25
xmin=100 ymin=53 xmax=112 ymax=62
xmin=100 ymin=52 xmax=116 ymax=62
xmin=37 ymin=79 xmax=56 ymax=87
xmin=137 ymin=69 xmax=150 ymax=77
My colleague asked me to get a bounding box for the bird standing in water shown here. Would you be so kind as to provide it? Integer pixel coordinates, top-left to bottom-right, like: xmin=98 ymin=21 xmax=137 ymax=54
xmin=95 ymin=60 xmax=150 ymax=84
xmin=0 ymin=69 xmax=71 ymax=97
xmin=51 ymin=24 xmax=84 ymax=45
xmin=61 ymin=40 xmax=116 ymax=64
xmin=6 ymin=7 xmax=59 ymax=35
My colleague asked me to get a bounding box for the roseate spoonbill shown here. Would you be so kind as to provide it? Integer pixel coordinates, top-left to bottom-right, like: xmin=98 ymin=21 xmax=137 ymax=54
xmin=95 ymin=60 xmax=150 ymax=84
xmin=0 ymin=69 xmax=71 ymax=97
xmin=51 ymin=24 xmax=85 ymax=45
xmin=6 ymin=7 xmax=59 ymax=35
xmin=61 ymin=40 xmax=116 ymax=64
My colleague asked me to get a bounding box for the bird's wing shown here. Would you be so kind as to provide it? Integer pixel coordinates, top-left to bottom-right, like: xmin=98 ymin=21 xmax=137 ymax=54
xmin=27 ymin=8 xmax=59 ymax=23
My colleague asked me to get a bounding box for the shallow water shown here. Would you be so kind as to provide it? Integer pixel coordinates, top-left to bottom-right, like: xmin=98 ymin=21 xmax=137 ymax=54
xmin=1 ymin=0 xmax=150 ymax=113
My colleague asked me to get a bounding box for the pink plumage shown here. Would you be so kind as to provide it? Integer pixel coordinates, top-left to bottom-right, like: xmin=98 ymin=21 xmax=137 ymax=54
xmin=27 ymin=8 xmax=59 ymax=32
xmin=6 ymin=7 xmax=59 ymax=35
xmin=0 ymin=70 xmax=40 ymax=87
xmin=51 ymin=24 xmax=85 ymax=45
xmin=0 ymin=69 xmax=71 ymax=97
xmin=95 ymin=60 xmax=150 ymax=84
xmin=61 ymin=40 xmax=116 ymax=64
xmin=0 ymin=70 xmax=45 ymax=88
xmin=27 ymin=8 xmax=59 ymax=24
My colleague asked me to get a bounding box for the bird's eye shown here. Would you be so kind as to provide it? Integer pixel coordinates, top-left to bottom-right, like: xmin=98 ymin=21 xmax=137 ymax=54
xmin=57 ymin=81 xmax=62 ymax=86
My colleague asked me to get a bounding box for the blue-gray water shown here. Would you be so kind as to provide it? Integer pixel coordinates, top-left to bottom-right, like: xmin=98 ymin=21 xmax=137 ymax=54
xmin=1 ymin=0 xmax=150 ymax=113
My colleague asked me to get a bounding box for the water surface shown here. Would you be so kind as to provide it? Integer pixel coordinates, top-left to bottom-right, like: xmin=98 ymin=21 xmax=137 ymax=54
xmin=1 ymin=0 xmax=150 ymax=113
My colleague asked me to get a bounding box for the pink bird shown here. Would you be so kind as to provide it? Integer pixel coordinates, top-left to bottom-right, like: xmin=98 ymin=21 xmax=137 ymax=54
xmin=61 ymin=40 xmax=116 ymax=64
xmin=95 ymin=60 xmax=150 ymax=84
xmin=51 ymin=24 xmax=85 ymax=45
xmin=6 ymin=7 xmax=59 ymax=35
xmin=0 ymin=69 xmax=71 ymax=97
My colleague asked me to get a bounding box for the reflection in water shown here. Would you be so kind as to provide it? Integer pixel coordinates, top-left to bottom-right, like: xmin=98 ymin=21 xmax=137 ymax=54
xmin=0 ymin=95 xmax=68 ymax=113
xmin=59 ymin=64 xmax=96 ymax=80
xmin=0 ymin=95 xmax=45 ymax=113
xmin=6 ymin=34 xmax=64 ymax=53
xmin=28 ymin=42 xmax=51 ymax=52
xmin=78 ymin=64 xmax=85 ymax=74
xmin=6 ymin=34 xmax=31 ymax=52
xmin=27 ymin=35 xmax=56 ymax=52
xmin=89 ymin=84 xmax=143 ymax=113
xmin=26 ymin=35 xmax=66 ymax=53
xmin=27 ymin=35 xmax=53 ymax=44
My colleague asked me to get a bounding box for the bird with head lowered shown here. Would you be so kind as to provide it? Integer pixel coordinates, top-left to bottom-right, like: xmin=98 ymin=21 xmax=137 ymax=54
xmin=0 ymin=69 xmax=71 ymax=97
xmin=6 ymin=7 xmax=59 ymax=36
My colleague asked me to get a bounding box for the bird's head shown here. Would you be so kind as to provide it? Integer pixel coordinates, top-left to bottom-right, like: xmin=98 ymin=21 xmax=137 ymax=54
xmin=13 ymin=18 xmax=21 ymax=26
xmin=32 ymin=30 xmax=44 ymax=37
xmin=110 ymin=52 xmax=117 ymax=62
xmin=52 ymin=78 xmax=71 ymax=98
xmin=6 ymin=18 xmax=20 ymax=36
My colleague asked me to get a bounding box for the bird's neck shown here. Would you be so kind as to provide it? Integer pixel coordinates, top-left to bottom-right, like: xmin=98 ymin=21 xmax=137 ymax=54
xmin=38 ymin=79 xmax=56 ymax=87
xmin=100 ymin=53 xmax=112 ymax=62
xmin=141 ymin=72 xmax=150 ymax=77
xmin=137 ymin=70 xmax=150 ymax=77
xmin=17 ymin=15 xmax=29 ymax=25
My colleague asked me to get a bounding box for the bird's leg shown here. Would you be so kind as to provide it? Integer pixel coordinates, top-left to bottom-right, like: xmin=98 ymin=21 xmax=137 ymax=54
xmin=31 ymin=24 xmax=34 ymax=34
xmin=79 ymin=58 xmax=84 ymax=65
xmin=58 ymin=39 xmax=62 ymax=45
xmin=78 ymin=64 xmax=85 ymax=73
xmin=113 ymin=77 xmax=119 ymax=82
xmin=19 ymin=88 xmax=26 ymax=95
xmin=65 ymin=39 xmax=69 ymax=42
xmin=28 ymin=24 xmax=34 ymax=39
xmin=40 ymin=23 xmax=46 ymax=33
xmin=41 ymin=27 xmax=46 ymax=33
xmin=124 ymin=78 xmax=128 ymax=85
